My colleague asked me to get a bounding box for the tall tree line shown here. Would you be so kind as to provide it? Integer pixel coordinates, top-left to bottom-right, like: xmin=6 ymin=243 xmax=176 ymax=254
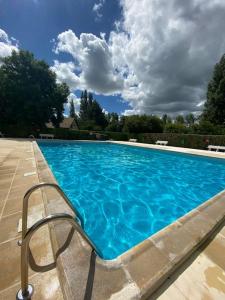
xmin=203 ymin=54 xmax=225 ymax=125
xmin=79 ymin=90 xmax=108 ymax=130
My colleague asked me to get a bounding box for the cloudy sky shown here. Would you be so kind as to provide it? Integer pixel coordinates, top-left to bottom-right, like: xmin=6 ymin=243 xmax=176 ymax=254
xmin=1 ymin=0 xmax=225 ymax=116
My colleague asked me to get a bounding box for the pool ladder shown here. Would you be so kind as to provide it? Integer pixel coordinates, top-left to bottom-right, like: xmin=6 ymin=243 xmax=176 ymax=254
xmin=16 ymin=182 xmax=101 ymax=300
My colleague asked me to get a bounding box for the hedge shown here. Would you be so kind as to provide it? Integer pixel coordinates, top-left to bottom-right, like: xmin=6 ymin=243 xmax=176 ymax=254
xmin=0 ymin=125 xmax=133 ymax=141
xmin=44 ymin=128 xmax=106 ymax=140
xmin=99 ymin=131 xmax=130 ymax=141
xmin=138 ymin=133 xmax=225 ymax=150
xmin=43 ymin=128 xmax=132 ymax=141
xmin=2 ymin=125 xmax=225 ymax=150
xmin=0 ymin=125 xmax=34 ymax=138
xmin=0 ymin=125 xmax=107 ymax=140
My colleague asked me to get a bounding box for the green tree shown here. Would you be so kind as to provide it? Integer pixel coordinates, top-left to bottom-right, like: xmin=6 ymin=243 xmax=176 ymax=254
xmin=167 ymin=116 xmax=172 ymax=124
xmin=185 ymin=113 xmax=196 ymax=126
xmin=162 ymin=114 xmax=172 ymax=127
xmin=175 ymin=115 xmax=185 ymax=124
xmin=69 ymin=99 xmax=76 ymax=118
xmin=51 ymin=83 xmax=70 ymax=128
xmin=193 ymin=120 xmax=221 ymax=135
xmin=203 ymin=54 xmax=225 ymax=125
xmin=79 ymin=90 xmax=108 ymax=130
xmin=106 ymin=112 xmax=120 ymax=131
xmin=79 ymin=90 xmax=89 ymax=121
xmin=0 ymin=50 xmax=69 ymax=128
xmin=162 ymin=114 xmax=168 ymax=126
xmin=123 ymin=115 xmax=163 ymax=133
xmin=119 ymin=115 xmax=126 ymax=131
xmin=92 ymin=100 xmax=108 ymax=128
xmin=87 ymin=92 xmax=93 ymax=119
xmin=164 ymin=123 xmax=188 ymax=133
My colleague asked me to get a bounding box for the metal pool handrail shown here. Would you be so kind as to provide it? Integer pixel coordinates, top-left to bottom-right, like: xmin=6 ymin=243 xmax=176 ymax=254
xmin=16 ymin=183 xmax=101 ymax=300
xmin=21 ymin=182 xmax=84 ymax=241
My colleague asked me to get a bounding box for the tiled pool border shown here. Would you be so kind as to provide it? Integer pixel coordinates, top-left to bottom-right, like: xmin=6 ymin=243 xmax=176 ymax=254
xmin=33 ymin=140 xmax=225 ymax=299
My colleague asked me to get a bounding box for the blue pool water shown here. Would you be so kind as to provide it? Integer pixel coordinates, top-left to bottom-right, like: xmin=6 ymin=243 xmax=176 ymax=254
xmin=39 ymin=141 xmax=225 ymax=259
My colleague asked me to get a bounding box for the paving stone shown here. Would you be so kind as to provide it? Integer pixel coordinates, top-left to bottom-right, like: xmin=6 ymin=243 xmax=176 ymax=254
xmin=0 ymin=269 xmax=63 ymax=300
xmin=203 ymin=233 xmax=225 ymax=270
xmin=0 ymin=140 xmax=64 ymax=300
xmin=0 ymin=188 xmax=8 ymax=201
xmin=173 ymin=253 xmax=225 ymax=300
xmin=2 ymin=191 xmax=42 ymax=217
xmin=150 ymin=221 xmax=197 ymax=265
xmin=197 ymin=194 xmax=225 ymax=224
xmin=0 ymin=238 xmax=21 ymax=290
xmin=0 ymin=212 xmax=21 ymax=243
xmin=177 ymin=208 xmax=215 ymax=242
xmin=122 ymin=239 xmax=171 ymax=297
xmin=152 ymin=280 xmax=186 ymax=300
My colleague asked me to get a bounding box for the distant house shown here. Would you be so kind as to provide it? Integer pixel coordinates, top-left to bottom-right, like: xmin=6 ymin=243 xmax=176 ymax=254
xmin=46 ymin=117 xmax=79 ymax=130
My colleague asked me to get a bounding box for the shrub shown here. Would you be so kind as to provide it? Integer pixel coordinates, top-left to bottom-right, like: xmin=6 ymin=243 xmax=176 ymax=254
xmin=123 ymin=115 xmax=163 ymax=133
xmin=102 ymin=131 xmax=130 ymax=141
xmin=164 ymin=123 xmax=188 ymax=133
xmin=139 ymin=133 xmax=225 ymax=149
xmin=0 ymin=126 xmax=108 ymax=140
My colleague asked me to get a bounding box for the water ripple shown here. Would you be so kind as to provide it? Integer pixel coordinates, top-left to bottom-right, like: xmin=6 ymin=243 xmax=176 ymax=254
xmin=39 ymin=142 xmax=225 ymax=259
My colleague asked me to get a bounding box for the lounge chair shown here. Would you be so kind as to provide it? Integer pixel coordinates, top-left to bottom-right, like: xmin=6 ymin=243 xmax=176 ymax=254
xmin=129 ymin=138 xmax=137 ymax=142
xmin=207 ymin=145 xmax=225 ymax=152
xmin=155 ymin=140 xmax=168 ymax=146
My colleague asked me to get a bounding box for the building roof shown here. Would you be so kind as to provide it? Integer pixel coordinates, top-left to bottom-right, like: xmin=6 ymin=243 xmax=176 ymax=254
xmin=46 ymin=117 xmax=78 ymax=129
xmin=60 ymin=117 xmax=76 ymax=128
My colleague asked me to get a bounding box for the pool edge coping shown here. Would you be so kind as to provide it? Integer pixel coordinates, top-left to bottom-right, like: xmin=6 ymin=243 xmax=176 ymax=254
xmin=33 ymin=140 xmax=225 ymax=299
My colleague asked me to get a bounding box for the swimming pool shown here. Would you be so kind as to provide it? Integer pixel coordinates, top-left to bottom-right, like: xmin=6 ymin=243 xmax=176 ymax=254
xmin=39 ymin=141 xmax=225 ymax=259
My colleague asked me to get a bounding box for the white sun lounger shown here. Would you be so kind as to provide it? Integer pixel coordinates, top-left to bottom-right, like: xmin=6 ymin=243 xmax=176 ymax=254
xmin=156 ymin=140 xmax=168 ymax=146
xmin=129 ymin=139 xmax=137 ymax=142
xmin=207 ymin=145 xmax=225 ymax=152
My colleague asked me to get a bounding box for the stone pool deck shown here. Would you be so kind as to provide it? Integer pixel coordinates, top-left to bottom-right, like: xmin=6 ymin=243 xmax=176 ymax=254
xmin=0 ymin=139 xmax=63 ymax=299
xmin=0 ymin=138 xmax=225 ymax=299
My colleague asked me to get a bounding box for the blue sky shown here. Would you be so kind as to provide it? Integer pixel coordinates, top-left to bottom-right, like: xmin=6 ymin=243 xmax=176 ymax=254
xmin=0 ymin=0 xmax=129 ymax=114
xmin=0 ymin=0 xmax=120 ymax=62
xmin=1 ymin=0 xmax=225 ymax=116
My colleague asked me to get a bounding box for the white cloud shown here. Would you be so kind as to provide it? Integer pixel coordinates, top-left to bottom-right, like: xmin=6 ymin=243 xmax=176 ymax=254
xmin=93 ymin=0 xmax=105 ymax=20
xmin=0 ymin=28 xmax=18 ymax=59
xmin=53 ymin=30 xmax=123 ymax=94
xmin=53 ymin=0 xmax=225 ymax=115
xmin=196 ymin=100 xmax=205 ymax=107
xmin=112 ymin=0 xmax=225 ymax=115
xmin=50 ymin=60 xmax=81 ymax=90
